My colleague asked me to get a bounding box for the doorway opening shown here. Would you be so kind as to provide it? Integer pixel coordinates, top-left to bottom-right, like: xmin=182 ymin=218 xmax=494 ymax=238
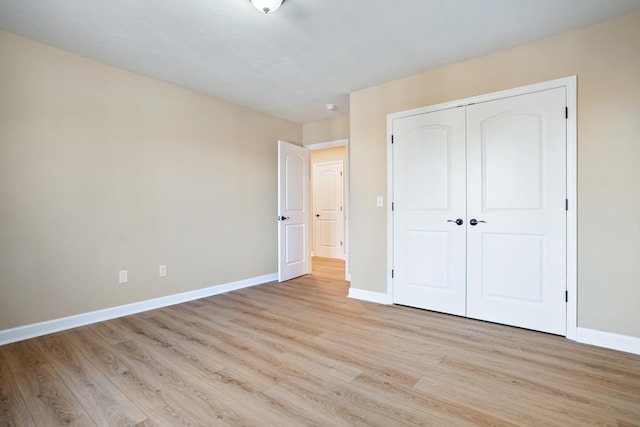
xmin=306 ymin=139 xmax=350 ymax=280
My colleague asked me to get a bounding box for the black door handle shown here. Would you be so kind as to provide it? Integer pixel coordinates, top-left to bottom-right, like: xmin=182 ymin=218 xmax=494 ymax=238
xmin=469 ymin=218 xmax=486 ymax=226
xmin=278 ymin=216 xmax=290 ymax=221
xmin=447 ymin=218 xmax=464 ymax=226
xmin=315 ymin=214 xmax=320 ymax=217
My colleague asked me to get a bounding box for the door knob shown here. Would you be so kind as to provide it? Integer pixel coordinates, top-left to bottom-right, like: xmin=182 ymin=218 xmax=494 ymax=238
xmin=315 ymin=214 xmax=320 ymax=217
xmin=278 ymin=216 xmax=290 ymax=221
xmin=447 ymin=218 xmax=464 ymax=226
xmin=469 ymin=218 xmax=486 ymax=226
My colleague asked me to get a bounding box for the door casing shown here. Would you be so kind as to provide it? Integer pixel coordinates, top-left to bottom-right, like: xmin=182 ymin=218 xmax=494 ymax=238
xmin=306 ymin=138 xmax=350 ymax=281
xmin=386 ymin=76 xmax=577 ymax=339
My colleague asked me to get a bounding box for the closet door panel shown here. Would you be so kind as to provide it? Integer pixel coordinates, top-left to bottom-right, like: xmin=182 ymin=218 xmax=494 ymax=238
xmin=466 ymin=88 xmax=567 ymax=335
xmin=392 ymin=108 xmax=466 ymax=315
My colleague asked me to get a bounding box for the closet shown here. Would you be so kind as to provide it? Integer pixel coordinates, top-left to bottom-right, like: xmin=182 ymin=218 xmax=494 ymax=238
xmin=391 ymin=85 xmax=568 ymax=335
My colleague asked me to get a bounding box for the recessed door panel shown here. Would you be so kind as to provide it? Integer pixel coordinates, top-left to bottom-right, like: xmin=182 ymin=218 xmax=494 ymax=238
xmin=481 ymin=233 xmax=543 ymax=302
xmin=405 ymin=127 xmax=450 ymax=210
xmin=285 ymin=223 xmax=305 ymax=264
xmin=467 ymin=88 xmax=566 ymax=335
xmin=317 ymin=169 xmax=338 ymax=209
xmin=318 ymin=219 xmax=337 ymax=246
xmin=404 ymin=230 xmax=450 ymax=289
xmin=286 ymin=155 xmax=306 ymax=212
xmin=483 ymin=114 xmax=542 ymax=210
xmin=392 ymin=108 xmax=466 ymax=316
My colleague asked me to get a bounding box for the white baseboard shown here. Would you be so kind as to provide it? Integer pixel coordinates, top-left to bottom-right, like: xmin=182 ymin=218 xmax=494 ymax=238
xmin=348 ymin=287 xmax=392 ymax=305
xmin=0 ymin=273 xmax=277 ymax=346
xmin=576 ymin=327 xmax=640 ymax=355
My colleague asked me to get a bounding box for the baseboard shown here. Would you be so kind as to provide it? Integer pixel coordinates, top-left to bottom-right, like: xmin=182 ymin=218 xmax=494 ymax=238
xmin=576 ymin=327 xmax=640 ymax=355
xmin=0 ymin=273 xmax=277 ymax=346
xmin=348 ymin=287 xmax=392 ymax=305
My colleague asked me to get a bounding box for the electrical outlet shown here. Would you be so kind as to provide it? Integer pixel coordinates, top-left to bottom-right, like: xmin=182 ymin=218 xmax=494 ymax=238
xmin=159 ymin=265 xmax=167 ymax=278
xmin=119 ymin=270 xmax=128 ymax=284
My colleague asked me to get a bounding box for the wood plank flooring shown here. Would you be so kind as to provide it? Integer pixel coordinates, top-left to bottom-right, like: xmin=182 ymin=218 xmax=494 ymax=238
xmin=1 ymin=257 xmax=639 ymax=426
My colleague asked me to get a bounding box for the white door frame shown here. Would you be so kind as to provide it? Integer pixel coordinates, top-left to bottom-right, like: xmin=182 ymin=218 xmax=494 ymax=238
xmin=306 ymin=138 xmax=350 ymax=281
xmin=386 ymin=76 xmax=577 ymax=340
xmin=312 ymin=160 xmax=345 ymax=260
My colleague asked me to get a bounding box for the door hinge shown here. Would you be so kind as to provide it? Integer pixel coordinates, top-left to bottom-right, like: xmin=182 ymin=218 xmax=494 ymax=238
xmin=391 ymin=135 xmax=394 ymax=144
xmin=565 ymin=290 xmax=568 ymax=303
xmin=565 ymin=107 xmax=568 ymax=119
xmin=391 ymin=269 xmax=395 ymax=278
xmin=565 ymin=199 xmax=569 ymax=211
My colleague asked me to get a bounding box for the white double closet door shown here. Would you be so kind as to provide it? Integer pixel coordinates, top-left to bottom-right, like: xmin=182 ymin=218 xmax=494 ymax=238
xmin=392 ymin=88 xmax=567 ymax=335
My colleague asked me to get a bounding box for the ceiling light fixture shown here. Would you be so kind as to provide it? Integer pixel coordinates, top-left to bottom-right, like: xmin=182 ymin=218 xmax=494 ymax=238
xmin=250 ymin=0 xmax=284 ymax=14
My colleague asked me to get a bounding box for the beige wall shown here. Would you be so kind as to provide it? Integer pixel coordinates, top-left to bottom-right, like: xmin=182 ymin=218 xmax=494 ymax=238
xmin=310 ymin=146 xmax=346 ymax=165
xmin=303 ymin=115 xmax=349 ymax=146
xmin=0 ymin=30 xmax=301 ymax=330
xmin=349 ymin=12 xmax=640 ymax=338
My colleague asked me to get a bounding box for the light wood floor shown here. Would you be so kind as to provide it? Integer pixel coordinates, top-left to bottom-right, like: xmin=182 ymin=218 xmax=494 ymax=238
xmin=1 ymin=257 xmax=639 ymax=426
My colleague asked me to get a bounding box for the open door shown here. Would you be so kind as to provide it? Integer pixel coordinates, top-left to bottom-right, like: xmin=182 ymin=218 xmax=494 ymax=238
xmin=278 ymin=140 xmax=311 ymax=282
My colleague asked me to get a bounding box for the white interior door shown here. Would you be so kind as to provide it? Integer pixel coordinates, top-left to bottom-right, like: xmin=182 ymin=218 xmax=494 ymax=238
xmin=313 ymin=161 xmax=344 ymax=259
xmin=278 ymin=141 xmax=311 ymax=282
xmin=466 ymin=88 xmax=567 ymax=334
xmin=392 ymin=107 xmax=467 ymax=315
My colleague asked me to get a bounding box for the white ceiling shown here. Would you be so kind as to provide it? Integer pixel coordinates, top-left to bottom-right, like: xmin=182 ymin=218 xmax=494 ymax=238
xmin=1 ymin=0 xmax=639 ymax=124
